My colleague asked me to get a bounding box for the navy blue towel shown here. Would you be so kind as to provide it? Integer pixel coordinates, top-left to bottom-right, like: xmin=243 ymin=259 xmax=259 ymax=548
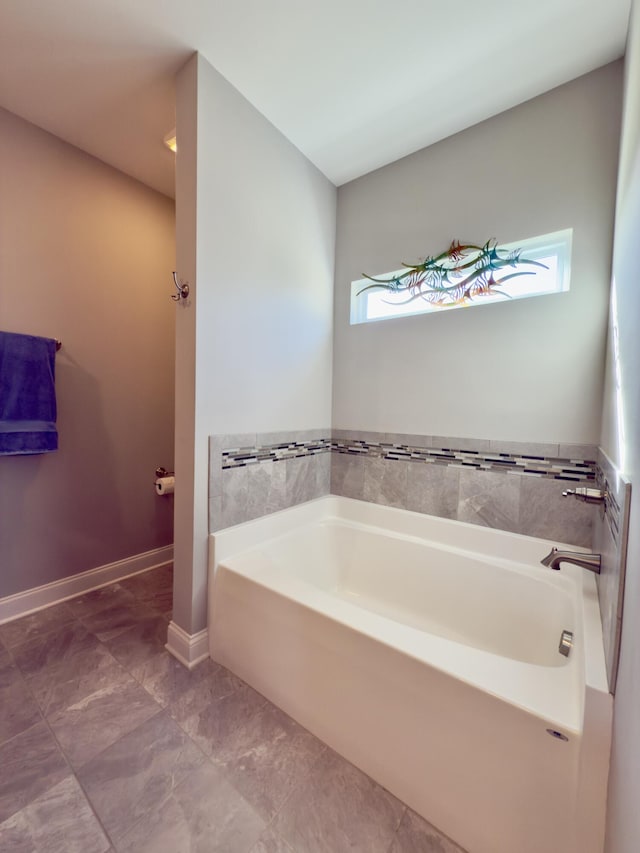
xmin=0 ymin=331 xmax=58 ymax=455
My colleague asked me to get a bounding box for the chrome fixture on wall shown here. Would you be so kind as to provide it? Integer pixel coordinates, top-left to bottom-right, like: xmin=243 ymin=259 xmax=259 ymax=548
xmin=558 ymin=629 xmax=574 ymax=657
xmin=540 ymin=547 xmax=601 ymax=573
xmin=171 ymin=271 xmax=189 ymax=302
xmin=562 ymin=486 xmax=607 ymax=505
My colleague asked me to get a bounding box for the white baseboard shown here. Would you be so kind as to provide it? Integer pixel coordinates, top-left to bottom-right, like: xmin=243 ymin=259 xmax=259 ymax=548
xmin=165 ymin=621 xmax=209 ymax=669
xmin=0 ymin=545 xmax=173 ymax=625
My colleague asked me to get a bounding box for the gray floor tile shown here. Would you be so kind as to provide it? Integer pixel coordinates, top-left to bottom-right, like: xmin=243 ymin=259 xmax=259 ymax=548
xmin=169 ymin=661 xmax=246 ymax=721
xmin=116 ymin=760 xmax=265 ymax=853
xmin=0 ymin=575 xmax=462 ymax=853
xmin=120 ymin=566 xmax=173 ymax=615
xmin=78 ymin=602 xmax=159 ymax=642
xmin=0 ymin=655 xmax=42 ymax=744
xmin=0 ymin=775 xmax=110 ymax=853
xmin=77 ymin=710 xmax=205 ymax=844
xmin=65 ymin=584 xmax=137 ymax=619
xmin=47 ymin=665 xmax=161 ymax=768
xmin=0 ymin=603 xmax=76 ymax=650
xmin=249 ymin=826 xmax=295 ymax=852
xmin=102 ymin=613 xmax=169 ymax=671
xmin=207 ymin=700 xmax=327 ymax=820
xmin=133 ymin=652 xmax=232 ymax=710
xmin=173 ymin=679 xmax=267 ymax=756
xmin=0 ymin=721 xmax=69 ymax=823
xmin=121 ymin=564 xmax=173 ymax=596
xmin=0 ymin=820 xmax=33 ymax=853
xmin=388 ymin=807 xmax=467 ymax=852
xmin=142 ymin=588 xmax=172 ymax=617
xmin=11 ymin=622 xmax=105 ymax=681
xmin=272 ymin=747 xmax=405 ymax=853
xmin=30 ymin=653 xmax=126 ymax=719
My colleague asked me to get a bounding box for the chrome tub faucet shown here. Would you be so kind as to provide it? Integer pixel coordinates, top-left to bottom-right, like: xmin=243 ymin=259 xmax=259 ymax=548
xmin=540 ymin=547 xmax=601 ymax=573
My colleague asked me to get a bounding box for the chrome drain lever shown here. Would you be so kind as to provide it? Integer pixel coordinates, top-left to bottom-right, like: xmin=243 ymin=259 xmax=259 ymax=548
xmin=559 ymin=630 xmax=574 ymax=657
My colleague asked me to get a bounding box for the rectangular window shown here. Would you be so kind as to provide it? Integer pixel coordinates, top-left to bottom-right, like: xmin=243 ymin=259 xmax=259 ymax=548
xmin=350 ymin=229 xmax=572 ymax=325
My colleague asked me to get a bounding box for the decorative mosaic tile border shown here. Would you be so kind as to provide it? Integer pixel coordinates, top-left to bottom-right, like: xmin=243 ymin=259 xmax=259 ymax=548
xmin=218 ymin=430 xmax=597 ymax=481
xmin=222 ymin=437 xmax=331 ymax=469
xmin=332 ymin=438 xmax=596 ymax=483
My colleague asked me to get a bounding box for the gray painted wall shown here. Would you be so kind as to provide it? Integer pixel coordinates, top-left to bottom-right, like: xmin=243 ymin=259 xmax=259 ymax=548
xmin=0 ymin=107 xmax=176 ymax=598
xmin=333 ymin=63 xmax=622 ymax=445
xmin=601 ymin=2 xmax=640 ymax=849
xmin=174 ymin=54 xmax=335 ymax=635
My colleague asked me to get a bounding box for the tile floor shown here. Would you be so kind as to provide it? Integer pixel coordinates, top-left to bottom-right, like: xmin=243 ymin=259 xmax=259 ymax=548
xmin=0 ymin=565 xmax=465 ymax=852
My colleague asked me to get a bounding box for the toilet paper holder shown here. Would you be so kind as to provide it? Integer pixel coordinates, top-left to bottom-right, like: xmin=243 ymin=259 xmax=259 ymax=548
xmin=155 ymin=467 xmax=175 ymax=497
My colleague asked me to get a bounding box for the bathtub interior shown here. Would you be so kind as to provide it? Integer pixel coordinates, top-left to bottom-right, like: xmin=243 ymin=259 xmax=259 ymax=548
xmin=254 ymin=519 xmax=577 ymax=668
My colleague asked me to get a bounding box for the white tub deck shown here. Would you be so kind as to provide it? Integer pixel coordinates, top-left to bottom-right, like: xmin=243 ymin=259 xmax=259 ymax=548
xmin=208 ymin=496 xmax=612 ymax=853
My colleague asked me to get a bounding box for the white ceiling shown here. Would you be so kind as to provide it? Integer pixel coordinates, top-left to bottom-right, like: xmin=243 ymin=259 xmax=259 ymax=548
xmin=0 ymin=0 xmax=631 ymax=198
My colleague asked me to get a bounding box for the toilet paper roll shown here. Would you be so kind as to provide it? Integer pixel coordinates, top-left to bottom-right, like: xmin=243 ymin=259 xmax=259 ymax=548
xmin=155 ymin=476 xmax=175 ymax=496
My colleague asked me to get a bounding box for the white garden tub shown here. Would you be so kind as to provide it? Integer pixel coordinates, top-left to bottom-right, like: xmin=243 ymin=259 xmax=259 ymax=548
xmin=208 ymin=496 xmax=611 ymax=853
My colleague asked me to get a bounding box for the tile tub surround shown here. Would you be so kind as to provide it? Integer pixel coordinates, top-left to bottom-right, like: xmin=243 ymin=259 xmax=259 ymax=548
xmin=209 ymin=429 xmax=598 ymax=544
xmin=593 ymin=449 xmax=632 ymax=692
xmin=209 ymin=430 xmax=332 ymax=531
xmin=331 ymin=432 xmax=598 ymax=547
xmin=0 ymin=569 xmax=466 ymax=853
